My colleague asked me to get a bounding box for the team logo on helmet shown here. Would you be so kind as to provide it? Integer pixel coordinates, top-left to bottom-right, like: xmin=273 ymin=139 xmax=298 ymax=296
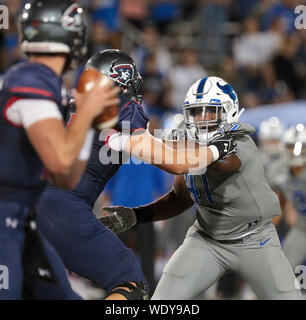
xmin=216 ymin=82 xmax=237 ymax=102
xmin=108 ymin=64 xmax=134 ymax=86
xmin=61 ymin=3 xmax=84 ymax=32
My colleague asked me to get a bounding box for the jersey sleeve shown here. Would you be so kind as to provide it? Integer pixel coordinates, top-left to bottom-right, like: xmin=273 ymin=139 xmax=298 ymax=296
xmin=235 ymin=135 xmax=257 ymax=171
xmin=114 ymin=100 xmax=149 ymax=133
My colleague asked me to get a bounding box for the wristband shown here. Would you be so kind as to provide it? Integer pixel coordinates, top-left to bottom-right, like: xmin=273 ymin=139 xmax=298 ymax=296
xmin=108 ymin=132 xmax=130 ymax=152
xmin=208 ymin=145 xmax=220 ymax=162
xmin=134 ymin=206 xmax=154 ymax=224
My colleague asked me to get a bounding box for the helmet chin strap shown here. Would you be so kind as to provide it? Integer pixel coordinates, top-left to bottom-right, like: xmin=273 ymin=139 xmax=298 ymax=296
xmin=235 ymin=108 xmax=245 ymax=121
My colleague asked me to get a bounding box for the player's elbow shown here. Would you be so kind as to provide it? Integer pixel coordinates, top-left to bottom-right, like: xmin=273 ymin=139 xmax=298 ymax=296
xmin=45 ymin=155 xmax=72 ymax=175
xmin=46 ymin=162 xmax=70 ymax=175
xmin=167 ymin=164 xmax=188 ymax=175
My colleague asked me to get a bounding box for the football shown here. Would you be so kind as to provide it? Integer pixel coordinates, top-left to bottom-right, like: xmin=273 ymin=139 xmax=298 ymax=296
xmin=76 ymin=67 xmax=119 ymax=130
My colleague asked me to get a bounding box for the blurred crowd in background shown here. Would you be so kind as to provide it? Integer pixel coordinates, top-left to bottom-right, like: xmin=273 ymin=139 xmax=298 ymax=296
xmin=0 ymin=0 xmax=305 ymax=299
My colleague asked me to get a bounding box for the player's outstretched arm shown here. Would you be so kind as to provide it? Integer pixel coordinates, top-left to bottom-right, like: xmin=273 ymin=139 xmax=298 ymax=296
xmin=100 ymin=175 xmax=194 ymax=234
xmin=26 ymin=76 xmax=120 ymax=175
xmin=108 ymin=130 xmax=237 ymax=175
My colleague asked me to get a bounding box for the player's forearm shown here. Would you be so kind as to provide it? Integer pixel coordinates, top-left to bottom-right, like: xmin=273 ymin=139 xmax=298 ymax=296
xmin=135 ymin=187 xmax=193 ymax=223
xmin=125 ymin=132 xmax=214 ymax=175
xmin=56 ymin=109 xmax=94 ymax=173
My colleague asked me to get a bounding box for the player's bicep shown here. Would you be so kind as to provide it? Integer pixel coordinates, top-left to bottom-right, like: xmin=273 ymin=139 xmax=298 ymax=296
xmin=209 ymin=154 xmax=241 ymax=172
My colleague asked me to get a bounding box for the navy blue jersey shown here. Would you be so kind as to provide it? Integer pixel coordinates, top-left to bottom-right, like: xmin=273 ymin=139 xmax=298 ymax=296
xmin=73 ymin=94 xmax=149 ymax=206
xmin=0 ymin=61 xmax=65 ymax=207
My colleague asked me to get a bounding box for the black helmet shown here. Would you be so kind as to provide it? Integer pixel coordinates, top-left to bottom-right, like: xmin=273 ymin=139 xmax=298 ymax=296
xmin=18 ymin=0 xmax=88 ymax=69
xmin=86 ymin=49 xmax=143 ymax=101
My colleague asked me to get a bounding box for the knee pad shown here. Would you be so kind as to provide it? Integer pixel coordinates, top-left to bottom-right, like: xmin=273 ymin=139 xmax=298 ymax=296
xmin=105 ymin=281 xmax=149 ymax=300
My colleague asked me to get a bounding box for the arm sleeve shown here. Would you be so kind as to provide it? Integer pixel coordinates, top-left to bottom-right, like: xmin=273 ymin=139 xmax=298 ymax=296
xmin=107 ymin=101 xmax=149 ymax=152
xmin=115 ymin=101 xmax=149 ymax=133
xmin=235 ymin=136 xmax=255 ymax=171
xmin=5 ymin=99 xmax=63 ymax=128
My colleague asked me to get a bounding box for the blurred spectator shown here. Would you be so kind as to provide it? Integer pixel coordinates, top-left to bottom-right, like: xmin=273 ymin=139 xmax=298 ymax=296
xmin=234 ymin=0 xmax=259 ymax=20
xmin=87 ymin=0 xmax=120 ymax=32
xmin=1 ymin=0 xmax=23 ymax=70
xmin=120 ymin=0 xmax=149 ymax=29
xmin=198 ymin=0 xmax=231 ymax=67
xmin=141 ymin=52 xmax=173 ymax=119
xmin=250 ymin=0 xmax=274 ymax=26
xmin=272 ymin=34 xmax=305 ymax=99
xmin=170 ymin=47 xmax=208 ymax=110
xmin=86 ymin=0 xmax=122 ymax=51
xmin=261 ymin=0 xmax=299 ymax=34
xmin=233 ymin=16 xmax=282 ymax=68
xmin=88 ymin=21 xmax=113 ymax=56
xmin=149 ymin=0 xmax=181 ymax=34
xmin=218 ymin=55 xmax=245 ymax=94
xmin=132 ymin=24 xmax=173 ymax=77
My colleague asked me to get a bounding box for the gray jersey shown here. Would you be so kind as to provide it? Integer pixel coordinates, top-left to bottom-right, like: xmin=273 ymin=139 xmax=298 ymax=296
xmin=280 ymin=169 xmax=306 ymax=232
xmin=185 ymin=122 xmax=281 ymax=240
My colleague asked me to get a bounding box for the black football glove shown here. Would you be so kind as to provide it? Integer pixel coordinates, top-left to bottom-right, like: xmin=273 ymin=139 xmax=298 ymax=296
xmin=100 ymin=206 xmax=137 ymax=234
xmin=209 ymin=132 xmax=237 ymax=161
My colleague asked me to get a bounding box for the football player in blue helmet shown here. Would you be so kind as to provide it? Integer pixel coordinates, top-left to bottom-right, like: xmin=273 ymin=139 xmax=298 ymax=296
xmin=0 ymin=0 xmax=120 ymax=299
xmin=101 ymin=76 xmax=303 ymax=300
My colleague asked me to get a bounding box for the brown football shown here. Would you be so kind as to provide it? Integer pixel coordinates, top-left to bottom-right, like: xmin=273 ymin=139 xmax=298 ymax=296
xmin=76 ymin=68 xmax=119 ymax=130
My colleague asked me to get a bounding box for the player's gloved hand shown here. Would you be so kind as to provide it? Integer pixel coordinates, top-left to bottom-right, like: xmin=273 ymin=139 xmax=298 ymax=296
xmin=162 ymin=128 xmax=186 ymax=141
xmin=209 ymin=132 xmax=237 ymax=161
xmin=100 ymin=206 xmax=137 ymax=234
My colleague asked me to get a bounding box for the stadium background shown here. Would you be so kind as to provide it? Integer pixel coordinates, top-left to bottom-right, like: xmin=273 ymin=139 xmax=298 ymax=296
xmin=1 ymin=0 xmax=305 ymax=299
